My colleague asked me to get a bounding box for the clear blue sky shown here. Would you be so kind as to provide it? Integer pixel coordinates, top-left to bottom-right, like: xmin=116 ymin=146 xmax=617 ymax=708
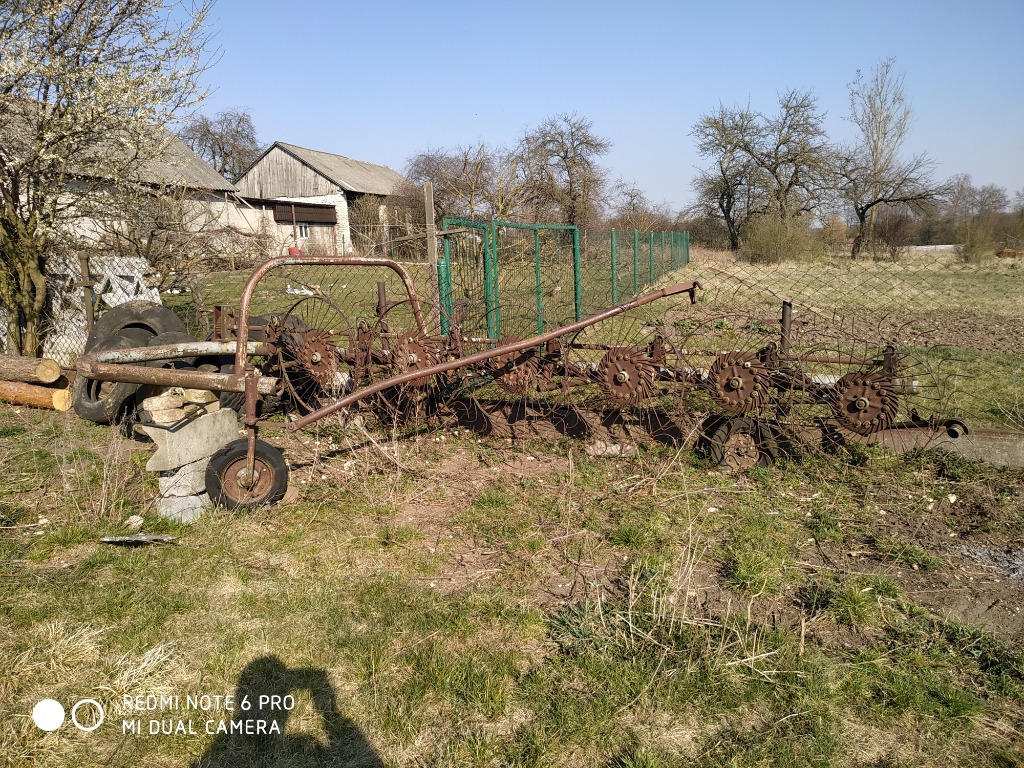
xmin=198 ymin=0 xmax=1024 ymax=212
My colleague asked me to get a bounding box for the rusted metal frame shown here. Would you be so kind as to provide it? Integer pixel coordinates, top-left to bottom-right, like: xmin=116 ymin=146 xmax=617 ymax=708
xmin=777 ymin=353 xmax=886 ymax=366
xmin=234 ymin=255 xmax=428 ymax=375
xmin=286 ymin=280 xmax=702 ymax=432
xmin=78 ymin=341 xmax=278 ymax=394
xmin=780 ymin=300 xmax=793 ymax=355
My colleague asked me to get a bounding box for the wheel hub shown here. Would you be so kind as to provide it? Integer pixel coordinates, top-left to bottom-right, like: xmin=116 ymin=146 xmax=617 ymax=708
xmin=708 ymin=351 xmax=770 ymax=414
xmin=392 ymin=332 xmax=438 ymax=388
xmin=487 ymin=337 xmax=541 ymax=394
xmin=597 ymin=346 xmax=656 ymax=404
xmin=284 ymin=328 xmax=339 ymax=388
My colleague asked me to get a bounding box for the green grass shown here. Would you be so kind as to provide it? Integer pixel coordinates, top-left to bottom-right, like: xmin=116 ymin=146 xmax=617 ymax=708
xmin=2 ymin=406 xmax=1023 ymax=766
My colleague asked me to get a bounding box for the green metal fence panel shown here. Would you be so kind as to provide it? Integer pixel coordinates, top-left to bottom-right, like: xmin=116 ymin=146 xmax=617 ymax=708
xmin=438 ymin=218 xmax=690 ymax=341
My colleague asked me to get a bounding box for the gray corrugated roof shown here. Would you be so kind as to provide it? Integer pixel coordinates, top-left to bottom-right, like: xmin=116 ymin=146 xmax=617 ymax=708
xmin=140 ymin=127 xmax=237 ymax=192
xmin=276 ymin=142 xmax=405 ymax=195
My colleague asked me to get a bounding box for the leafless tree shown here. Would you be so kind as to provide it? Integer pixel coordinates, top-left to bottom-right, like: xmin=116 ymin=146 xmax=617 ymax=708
xmin=691 ymin=104 xmax=765 ymax=249
xmin=406 ymin=143 xmax=532 ymax=223
xmin=0 ymin=0 xmax=213 ymax=354
xmin=607 ymin=181 xmax=674 ymax=232
xmin=835 ymin=58 xmax=942 ymax=257
xmin=520 ymin=113 xmax=611 ymax=228
xmin=691 ymin=92 xmax=829 ymax=249
xmin=178 ymin=108 xmax=262 ymax=182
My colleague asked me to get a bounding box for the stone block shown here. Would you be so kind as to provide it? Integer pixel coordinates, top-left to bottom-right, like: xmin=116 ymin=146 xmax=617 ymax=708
xmin=141 ymin=408 xmax=241 ymax=472
xmin=584 ymin=440 xmax=638 ymax=458
xmin=155 ymin=493 xmax=210 ymax=524
xmin=159 ymin=457 xmax=210 ymax=497
xmin=142 ymin=394 xmax=184 ymax=411
xmin=181 ymin=388 xmax=218 ymax=404
xmin=146 ymin=407 xmax=189 ymax=424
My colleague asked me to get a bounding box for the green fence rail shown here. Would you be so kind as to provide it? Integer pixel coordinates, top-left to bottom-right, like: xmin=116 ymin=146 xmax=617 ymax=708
xmin=438 ymin=219 xmax=689 ymax=340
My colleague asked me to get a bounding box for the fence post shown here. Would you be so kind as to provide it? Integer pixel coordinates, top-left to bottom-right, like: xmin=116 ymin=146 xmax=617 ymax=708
xmin=683 ymin=231 xmax=690 ymax=265
xmin=484 ymin=220 xmax=500 ymax=339
xmin=661 ymin=231 xmax=667 ymax=276
xmin=572 ymin=226 xmax=582 ymax=321
xmin=438 ymin=231 xmax=454 ymax=335
xmin=534 ymin=228 xmax=543 ymax=334
xmin=632 ymin=230 xmax=639 ymax=295
xmin=649 ymin=231 xmax=655 ymax=286
xmin=610 ymin=230 xmax=618 ymax=307
xmin=424 ymin=182 xmax=440 ymax=333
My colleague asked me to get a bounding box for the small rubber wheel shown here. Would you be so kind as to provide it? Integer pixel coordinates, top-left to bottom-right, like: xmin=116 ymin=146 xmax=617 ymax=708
xmin=699 ymin=416 xmax=782 ymax=470
xmin=206 ymin=438 xmax=288 ymax=509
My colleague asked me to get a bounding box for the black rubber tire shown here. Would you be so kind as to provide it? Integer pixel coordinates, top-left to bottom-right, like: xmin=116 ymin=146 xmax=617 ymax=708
xmin=72 ymin=331 xmax=149 ymax=424
xmin=699 ymin=415 xmax=782 ymax=470
xmin=147 ymin=331 xmax=198 ymax=366
xmin=73 ymin=301 xmax=189 ymax=424
xmin=205 ymin=438 xmax=288 ymax=509
xmin=84 ymin=300 xmax=187 ymax=353
xmin=218 ymin=364 xmax=246 ymax=413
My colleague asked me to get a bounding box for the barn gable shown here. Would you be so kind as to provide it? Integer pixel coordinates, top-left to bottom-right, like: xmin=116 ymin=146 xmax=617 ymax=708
xmin=234 ymin=142 xmax=405 ymax=199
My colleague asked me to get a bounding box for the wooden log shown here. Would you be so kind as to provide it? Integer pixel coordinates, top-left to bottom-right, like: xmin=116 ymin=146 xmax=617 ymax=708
xmin=0 ymin=354 xmax=62 ymax=384
xmin=0 ymin=380 xmax=72 ymax=411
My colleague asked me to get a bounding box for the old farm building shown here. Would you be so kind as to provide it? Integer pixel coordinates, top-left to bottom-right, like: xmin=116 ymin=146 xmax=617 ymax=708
xmin=234 ymin=142 xmax=407 ymax=254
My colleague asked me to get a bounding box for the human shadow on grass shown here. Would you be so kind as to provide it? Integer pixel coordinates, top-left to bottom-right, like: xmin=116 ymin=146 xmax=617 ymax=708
xmin=191 ymin=654 xmax=383 ymax=767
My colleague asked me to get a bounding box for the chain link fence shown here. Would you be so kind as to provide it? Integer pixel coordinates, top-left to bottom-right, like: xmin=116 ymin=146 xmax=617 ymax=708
xmin=679 ymin=245 xmax=1024 ymax=430
xmin=14 ymin=227 xmax=1020 ymax=436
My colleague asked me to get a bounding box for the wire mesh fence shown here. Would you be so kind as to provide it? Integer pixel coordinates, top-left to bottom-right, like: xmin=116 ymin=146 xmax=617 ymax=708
xmin=18 ymin=221 xmax=1021 ymax=443
xmin=679 ymin=245 xmax=1024 ymax=431
xmin=437 ymin=218 xmax=689 ymax=341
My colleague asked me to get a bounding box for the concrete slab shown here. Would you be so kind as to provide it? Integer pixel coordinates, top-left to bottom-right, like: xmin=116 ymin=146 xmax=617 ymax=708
xmin=156 ymin=493 xmax=210 ymax=524
xmin=141 ymin=408 xmax=240 ymax=472
xmin=158 ymin=457 xmax=210 ymax=497
xmin=869 ymin=427 xmax=1024 ymax=468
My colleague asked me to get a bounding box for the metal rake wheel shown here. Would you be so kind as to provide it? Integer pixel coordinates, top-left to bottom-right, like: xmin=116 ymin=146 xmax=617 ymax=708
xmin=276 ymin=295 xmax=354 ymax=414
xmin=486 ymin=336 xmax=544 ymax=395
xmin=830 ymin=369 xmax=899 ymax=435
xmin=706 ymin=350 xmax=772 ymax=415
xmin=596 ymin=345 xmax=657 ymax=405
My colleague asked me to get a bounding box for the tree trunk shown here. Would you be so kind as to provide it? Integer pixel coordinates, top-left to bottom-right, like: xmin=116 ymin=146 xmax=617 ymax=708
xmin=850 ymin=211 xmax=869 ymax=258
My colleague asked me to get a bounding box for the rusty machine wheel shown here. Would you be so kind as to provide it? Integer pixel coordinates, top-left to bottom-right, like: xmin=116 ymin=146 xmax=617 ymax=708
xmin=831 ymin=370 xmax=899 ymax=435
xmin=390 ymin=331 xmax=441 ymax=388
xmin=596 ymin=345 xmax=656 ymax=405
xmin=276 ymin=296 xmax=353 ymax=413
xmin=486 ymin=337 xmax=543 ymax=395
xmin=206 ymin=438 xmax=289 ymax=509
xmin=706 ymin=350 xmax=772 ymax=415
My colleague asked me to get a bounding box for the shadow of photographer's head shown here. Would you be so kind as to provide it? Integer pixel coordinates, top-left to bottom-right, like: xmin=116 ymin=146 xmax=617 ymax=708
xmin=192 ymin=654 xmax=382 ymax=767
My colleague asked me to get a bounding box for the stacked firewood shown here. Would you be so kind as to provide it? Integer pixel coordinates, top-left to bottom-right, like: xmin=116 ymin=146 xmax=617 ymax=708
xmin=0 ymin=355 xmax=72 ymax=411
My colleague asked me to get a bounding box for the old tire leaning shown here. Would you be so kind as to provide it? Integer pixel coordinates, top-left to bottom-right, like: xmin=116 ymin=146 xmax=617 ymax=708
xmin=72 ymin=331 xmax=150 ymax=424
xmin=217 ymin=364 xmax=246 ymax=413
xmin=699 ymin=415 xmax=782 ymax=470
xmin=73 ymin=302 xmax=189 ymax=424
xmin=84 ymin=300 xmax=187 ymax=353
xmin=205 ymin=438 xmax=288 ymax=509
